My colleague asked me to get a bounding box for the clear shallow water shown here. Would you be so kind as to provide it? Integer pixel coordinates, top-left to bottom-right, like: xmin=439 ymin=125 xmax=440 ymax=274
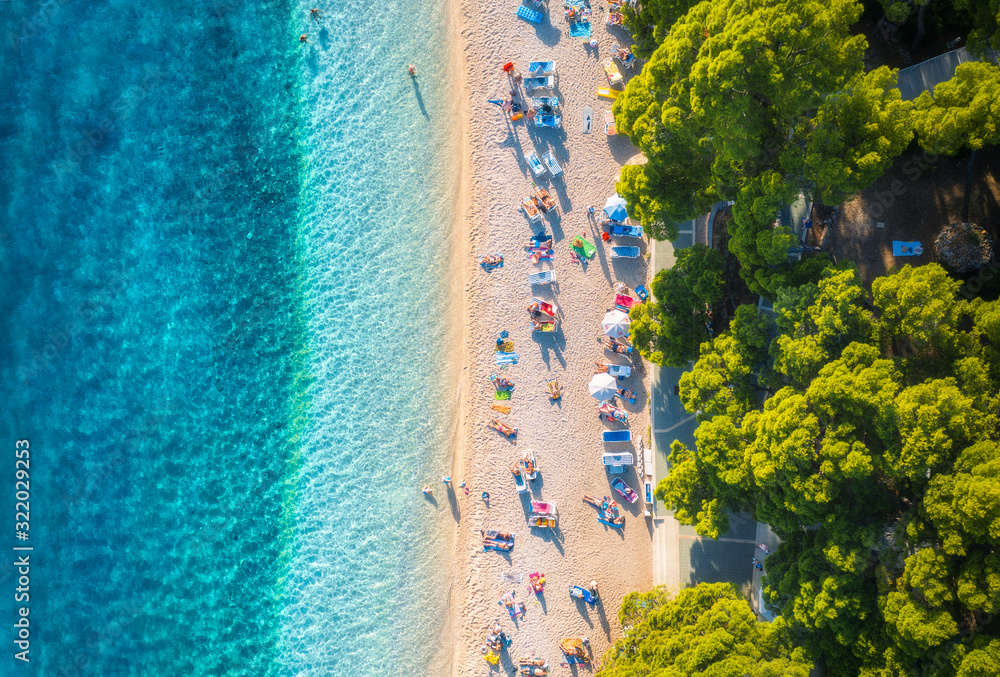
xmin=0 ymin=0 xmax=456 ymax=673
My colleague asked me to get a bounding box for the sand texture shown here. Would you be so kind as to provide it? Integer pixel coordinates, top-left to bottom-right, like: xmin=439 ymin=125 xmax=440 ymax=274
xmin=447 ymin=1 xmax=653 ymax=673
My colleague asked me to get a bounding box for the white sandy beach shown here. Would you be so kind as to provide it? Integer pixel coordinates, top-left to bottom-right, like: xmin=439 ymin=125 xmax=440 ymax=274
xmin=446 ymin=0 xmax=653 ymax=672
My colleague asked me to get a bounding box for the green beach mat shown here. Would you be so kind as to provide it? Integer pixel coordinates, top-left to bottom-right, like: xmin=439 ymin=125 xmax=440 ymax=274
xmin=494 ymin=390 xmax=511 ymax=401
xmin=572 ymin=236 xmax=597 ymax=259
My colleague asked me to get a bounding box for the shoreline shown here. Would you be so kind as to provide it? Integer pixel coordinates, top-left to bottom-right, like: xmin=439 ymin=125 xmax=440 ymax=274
xmin=447 ymin=0 xmax=654 ymax=672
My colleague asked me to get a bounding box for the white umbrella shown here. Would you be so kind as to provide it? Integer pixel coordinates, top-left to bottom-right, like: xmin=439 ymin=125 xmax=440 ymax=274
xmin=602 ymin=309 xmax=631 ymax=338
xmin=589 ymin=373 xmax=618 ymax=401
xmin=603 ymin=195 xmax=628 ymax=222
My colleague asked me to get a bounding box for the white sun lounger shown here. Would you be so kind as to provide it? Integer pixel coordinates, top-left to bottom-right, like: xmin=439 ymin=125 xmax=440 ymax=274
xmin=607 ymin=364 xmax=631 ymax=378
xmin=526 ymin=152 xmax=545 ymax=176
xmin=524 ymin=76 xmax=554 ymax=92
xmin=528 ymin=61 xmax=556 ymax=75
xmin=531 ymin=96 xmax=560 ymax=109
xmin=529 ymin=270 xmax=556 ymax=285
xmin=536 ymin=115 xmax=562 ymax=129
xmin=611 ymin=246 xmax=640 ymax=258
xmin=542 ymin=151 xmax=563 ymax=177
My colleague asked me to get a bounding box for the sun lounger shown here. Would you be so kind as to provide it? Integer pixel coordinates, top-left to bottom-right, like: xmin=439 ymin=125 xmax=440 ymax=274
xmin=533 ymin=185 xmax=556 ymax=212
xmin=531 ymin=96 xmax=560 ymax=109
xmin=597 ymin=87 xmax=620 ymax=99
xmin=606 ymin=364 xmax=631 ymax=378
xmin=542 ymin=151 xmax=563 ymax=177
xmin=535 ymin=114 xmax=562 ymax=129
xmin=603 ymin=430 xmax=632 ymax=443
xmin=496 ymin=351 xmax=519 ymax=364
xmin=523 ymin=196 xmax=541 ymax=223
xmin=612 ymin=43 xmax=636 ymax=69
xmin=528 ymin=61 xmax=556 ymax=75
xmin=516 ymin=5 xmax=543 ymax=23
xmin=892 ymin=241 xmax=923 ymax=256
xmin=603 ymin=58 xmax=623 ymax=86
xmin=531 ymin=297 xmax=558 ymax=317
xmin=526 ymin=152 xmax=546 ymax=176
xmin=610 ymin=224 xmax=643 ymax=237
xmin=612 ymin=477 xmax=639 ymax=503
xmin=529 ymin=270 xmax=556 ymax=285
xmin=635 ymin=284 xmax=648 ymax=301
xmin=611 ymin=246 xmax=640 ymax=258
xmin=605 ymin=110 xmax=617 ymax=136
xmin=524 ymin=75 xmax=554 ymax=91
xmin=602 ymin=451 xmax=634 ymax=473
xmin=615 ymin=293 xmax=637 ymax=310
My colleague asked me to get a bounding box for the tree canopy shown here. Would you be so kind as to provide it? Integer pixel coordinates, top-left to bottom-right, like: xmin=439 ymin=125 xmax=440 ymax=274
xmin=659 ymin=263 xmax=1000 ymax=676
xmin=615 ymin=0 xmax=919 ymax=295
xmin=629 ymin=243 xmax=724 ymax=367
xmin=597 ymin=583 xmax=813 ymax=677
xmin=913 ymin=61 xmax=1000 ymax=155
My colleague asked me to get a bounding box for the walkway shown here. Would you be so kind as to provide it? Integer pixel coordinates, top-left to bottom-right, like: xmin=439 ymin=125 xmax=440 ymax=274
xmin=647 ymin=206 xmax=779 ymax=615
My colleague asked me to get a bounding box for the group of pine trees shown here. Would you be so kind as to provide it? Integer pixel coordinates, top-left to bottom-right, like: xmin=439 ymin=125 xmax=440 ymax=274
xmin=599 ymin=1 xmax=1000 ymax=675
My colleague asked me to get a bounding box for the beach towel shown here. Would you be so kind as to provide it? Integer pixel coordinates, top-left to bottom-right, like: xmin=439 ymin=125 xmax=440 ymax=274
xmin=491 ymin=403 xmax=512 ymax=414
xmin=892 ymin=241 xmax=923 ymax=256
xmin=569 ymin=21 xmax=592 ymax=36
xmin=571 ymin=236 xmax=597 ymax=259
xmin=495 ymin=390 xmax=511 ymax=401
xmin=496 ymin=351 xmax=520 ymax=365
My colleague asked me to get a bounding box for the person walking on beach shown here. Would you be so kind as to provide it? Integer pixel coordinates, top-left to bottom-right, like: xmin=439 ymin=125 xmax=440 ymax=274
xmin=422 ymin=485 xmax=432 ymax=496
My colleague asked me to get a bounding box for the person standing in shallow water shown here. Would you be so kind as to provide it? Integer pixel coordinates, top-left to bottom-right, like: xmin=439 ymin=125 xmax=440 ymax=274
xmin=407 ymin=64 xmax=417 ymax=77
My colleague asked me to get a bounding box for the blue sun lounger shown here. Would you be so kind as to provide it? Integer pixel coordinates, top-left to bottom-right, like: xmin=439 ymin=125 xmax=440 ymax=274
xmin=529 ymin=270 xmax=556 ymax=285
xmin=528 ymin=61 xmax=556 ymax=75
xmin=611 ymin=246 xmax=641 ymax=258
xmin=517 ymin=5 xmax=544 ymax=23
xmin=603 ymin=430 xmax=632 ymax=443
xmin=635 ymin=284 xmax=649 ymax=301
xmin=535 ymin=115 xmax=562 ymax=129
xmin=610 ymin=224 xmax=643 ymax=238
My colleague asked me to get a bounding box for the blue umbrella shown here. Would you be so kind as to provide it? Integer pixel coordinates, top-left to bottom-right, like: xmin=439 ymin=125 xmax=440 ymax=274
xmin=604 ymin=195 xmax=628 ymax=222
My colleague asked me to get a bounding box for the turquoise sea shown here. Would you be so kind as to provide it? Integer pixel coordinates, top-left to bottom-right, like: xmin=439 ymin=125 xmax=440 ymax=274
xmin=1 ymin=0 xmax=459 ymax=673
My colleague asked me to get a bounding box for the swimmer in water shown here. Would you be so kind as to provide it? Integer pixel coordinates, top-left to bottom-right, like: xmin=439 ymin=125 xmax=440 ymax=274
xmin=310 ymin=8 xmax=323 ymax=21
xmin=299 ymin=34 xmax=308 ymax=44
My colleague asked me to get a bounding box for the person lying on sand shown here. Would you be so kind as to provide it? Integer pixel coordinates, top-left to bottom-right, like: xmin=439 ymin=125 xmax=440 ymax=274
xmin=482 ymin=254 xmax=503 ymax=266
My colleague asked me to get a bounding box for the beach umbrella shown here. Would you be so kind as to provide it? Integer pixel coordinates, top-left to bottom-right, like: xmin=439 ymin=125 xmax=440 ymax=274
xmin=601 ymin=309 xmax=630 ymax=338
xmin=588 ymin=373 xmax=617 ymax=401
xmin=603 ymin=195 xmax=628 ymax=222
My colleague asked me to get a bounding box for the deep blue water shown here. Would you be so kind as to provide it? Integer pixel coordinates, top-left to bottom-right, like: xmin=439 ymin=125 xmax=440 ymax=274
xmin=0 ymin=0 xmax=457 ymax=673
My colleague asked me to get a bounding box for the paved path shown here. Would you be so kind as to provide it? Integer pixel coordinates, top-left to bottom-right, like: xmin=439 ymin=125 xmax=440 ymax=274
xmin=647 ymin=207 xmax=780 ymax=614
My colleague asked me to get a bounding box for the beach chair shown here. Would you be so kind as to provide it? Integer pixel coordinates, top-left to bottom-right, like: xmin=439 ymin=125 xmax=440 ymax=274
xmin=522 ymin=196 xmax=542 ymax=223
xmin=602 ymin=58 xmax=623 ymax=86
xmin=531 ymin=297 xmax=559 ymax=317
xmin=516 ymin=4 xmax=543 ymax=23
xmin=531 ymin=96 xmax=560 ymax=109
xmin=531 ymin=320 xmax=558 ymax=332
xmin=635 ymin=284 xmax=649 ymax=301
xmin=535 ymin=114 xmax=562 ymax=129
xmin=533 ymin=185 xmax=556 ymax=212
xmin=612 ymin=43 xmax=636 ymax=69
xmin=542 ymin=151 xmax=563 ymax=177
xmin=529 ymin=270 xmax=556 ymax=285
xmin=526 ymin=152 xmax=545 ymax=177
xmin=892 ymin=241 xmax=923 ymax=256
xmin=615 ymin=293 xmax=637 ymax=311
xmin=605 ymin=110 xmax=617 ymax=136
xmin=602 ymin=451 xmax=634 ymax=474
xmin=607 ymin=364 xmax=631 ymax=379
xmin=528 ymin=60 xmax=556 ymax=75
xmin=524 ymin=75 xmax=554 ymax=91
xmin=610 ymin=224 xmax=643 ymax=238
xmin=597 ymin=87 xmax=620 ymax=100
xmin=611 ymin=246 xmax=640 ymax=258
xmin=612 ymin=477 xmax=639 ymax=503
xmin=603 ymin=430 xmax=632 ymax=443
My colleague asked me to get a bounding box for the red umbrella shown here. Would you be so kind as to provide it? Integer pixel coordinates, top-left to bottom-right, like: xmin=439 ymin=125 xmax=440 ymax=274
xmin=502 ymin=62 xmax=514 ymax=73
